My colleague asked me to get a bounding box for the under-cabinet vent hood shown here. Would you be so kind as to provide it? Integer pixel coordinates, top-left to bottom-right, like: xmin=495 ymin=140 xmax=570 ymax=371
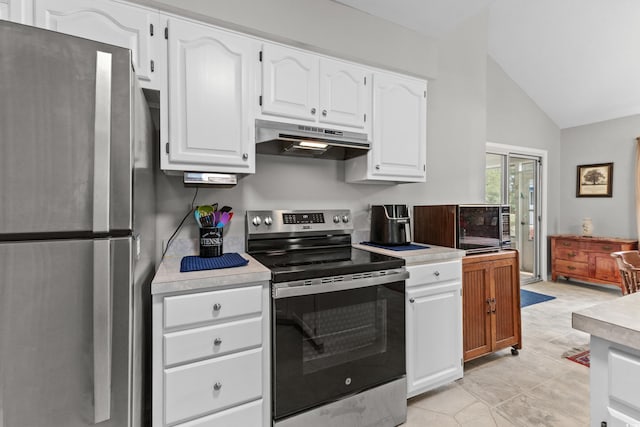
xmin=255 ymin=119 xmax=370 ymax=160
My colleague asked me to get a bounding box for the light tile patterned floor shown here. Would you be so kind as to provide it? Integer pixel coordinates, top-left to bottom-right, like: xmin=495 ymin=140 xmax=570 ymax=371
xmin=403 ymin=280 xmax=620 ymax=427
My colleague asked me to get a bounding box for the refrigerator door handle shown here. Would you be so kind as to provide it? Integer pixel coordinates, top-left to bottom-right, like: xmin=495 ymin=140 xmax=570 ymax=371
xmin=93 ymin=239 xmax=112 ymax=423
xmin=93 ymin=51 xmax=112 ymax=233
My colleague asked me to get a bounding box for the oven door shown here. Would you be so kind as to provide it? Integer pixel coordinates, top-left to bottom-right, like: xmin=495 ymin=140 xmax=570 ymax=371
xmin=272 ymin=278 xmax=406 ymax=421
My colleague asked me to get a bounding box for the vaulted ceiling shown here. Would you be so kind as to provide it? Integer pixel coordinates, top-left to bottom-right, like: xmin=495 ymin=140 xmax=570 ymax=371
xmin=334 ymin=0 xmax=640 ymax=129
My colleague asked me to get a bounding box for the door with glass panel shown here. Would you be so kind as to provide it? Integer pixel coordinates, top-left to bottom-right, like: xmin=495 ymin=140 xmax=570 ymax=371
xmin=486 ymin=152 xmax=541 ymax=284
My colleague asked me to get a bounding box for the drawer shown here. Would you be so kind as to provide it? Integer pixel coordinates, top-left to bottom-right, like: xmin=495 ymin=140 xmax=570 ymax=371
xmin=406 ymin=260 xmax=461 ymax=287
xmin=174 ymin=399 xmax=262 ymax=427
xmin=164 ymin=285 xmax=262 ymax=329
xmin=164 ymin=348 xmax=262 ymax=425
xmin=554 ymin=259 xmax=588 ymax=277
xmin=555 ymin=248 xmax=588 ymax=262
xmin=582 ymin=241 xmax=622 ymax=252
xmin=609 ymin=348 xmax=640 ymax=413
xmin=555 ymin=239 xmax=580 ymax=250
xmin=164 ymin=317 xmax=262 ymax=366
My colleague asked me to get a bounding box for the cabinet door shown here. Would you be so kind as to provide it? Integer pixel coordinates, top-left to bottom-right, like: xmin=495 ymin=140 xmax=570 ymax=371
xmin=33 ymin=0 xmax=159 ymax=88
xmin=406 ymin=281 xmax=462 ymax=397
xmin=0 ymin=0 xmax=28 ymax=23
xmin=590 ymin=253 xmax=621 ymax=283
xmin=165 ymin=17 xmax=256 ymax=172
xmin=318 ymin=58 xmax=370 ymax=131
xmin=261 ymin=43 xmax=318 ymax=121
xmin=462 ymin=261 xmax=492 ymax=361
xmin=492 ymin=258 xmax=520 ymax=350
xmin=371 ymin=72 xmax=426 ymax=181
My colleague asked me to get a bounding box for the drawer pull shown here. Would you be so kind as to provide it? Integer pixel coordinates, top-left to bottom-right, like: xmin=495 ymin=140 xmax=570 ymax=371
xmin=212 ymin=303 xmax=222 ymax=312
xmin=561 ymin=242 xmax=572 ymax=247
xmin=213 ymin=381 xmax=222 ymax=391
xmin=409 ymin=298 xmax=415 ymax=303
xmin=567 ymin=266 xmax=577 ymax=271
xmin=433 ymin=271 xmax=440 ymax=277
xmin=602 ymin=245 xmax=613 ymax=251
xmin=214 ymin=338 xmax=222 ymax=345
xmin=568 ymin=252 xmax=577 ymax=258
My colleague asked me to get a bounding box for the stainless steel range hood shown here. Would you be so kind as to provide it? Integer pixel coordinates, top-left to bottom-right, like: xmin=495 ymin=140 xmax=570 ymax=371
xmin=255 ymin=119 xmax=369 ymax=160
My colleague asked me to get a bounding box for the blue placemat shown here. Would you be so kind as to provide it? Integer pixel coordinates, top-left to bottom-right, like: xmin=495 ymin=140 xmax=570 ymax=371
xmin=360 ymin=242 xmax=430 ymax=251
xmin=180 ymin=253 xmax=249 ymax=272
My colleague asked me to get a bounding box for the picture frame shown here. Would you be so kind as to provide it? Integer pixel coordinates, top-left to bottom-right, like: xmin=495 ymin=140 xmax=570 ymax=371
xmin=576 ymin=162 xmax=613 ymax=197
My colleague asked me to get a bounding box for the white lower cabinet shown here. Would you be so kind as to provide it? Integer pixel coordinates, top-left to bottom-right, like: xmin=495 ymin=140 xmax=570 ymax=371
xmin=153 ymin=282 xmax=270 ymax=426
xmin=0 ymin=0 xmax=29 ymax=23
xmin=590 ymin=336 xmax=640 ymax=426
xmin=406 ymin=260 xmax=463 ymax=398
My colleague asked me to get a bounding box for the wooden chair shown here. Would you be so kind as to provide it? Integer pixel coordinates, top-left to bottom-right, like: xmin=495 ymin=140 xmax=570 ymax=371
xmin=611 ymin=251 xmax=640 ymax=295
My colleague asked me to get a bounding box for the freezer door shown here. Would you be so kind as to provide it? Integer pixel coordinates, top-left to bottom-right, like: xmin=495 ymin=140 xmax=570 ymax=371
xmin=0 ymin=238 xmax=134 ymax=427
xmin=0 ymin=21 xmax=133 ymax=235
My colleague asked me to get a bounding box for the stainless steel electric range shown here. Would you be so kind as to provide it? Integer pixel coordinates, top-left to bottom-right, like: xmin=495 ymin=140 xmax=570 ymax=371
xmin=246 ymin=209 xmax=408 ymax=427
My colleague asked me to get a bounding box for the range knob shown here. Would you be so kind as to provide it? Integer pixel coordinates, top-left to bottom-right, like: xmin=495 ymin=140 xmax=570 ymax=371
xmin=264 ymin=216 xmax=272 ymax=226
xmin=333 ymin=215 xmax=341 ymax=223
xmin=342 ymin=215 xmax=350 ymax=223
xmin=252 ymin=216 xmax=262 ymax=226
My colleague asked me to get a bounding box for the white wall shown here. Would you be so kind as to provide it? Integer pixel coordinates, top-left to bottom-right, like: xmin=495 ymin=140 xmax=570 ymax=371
xmin=560 ymin=115 xmax=640 ymax=239
xmin=152 ymin=7 xmax=491 ymax=257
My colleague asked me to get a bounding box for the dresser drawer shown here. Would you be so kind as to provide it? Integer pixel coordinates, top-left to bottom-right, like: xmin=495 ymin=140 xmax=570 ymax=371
xmin=555 ymin=259 xmax=588 ymax=277
xmin=406 ymin=260 xmax=461 ymax=287
xmin=164 ymin=348 xmax=262 ymax=424
xmin=555 ymin=239 xmax=580 ymax=250
xmin=164 ymin=285 xmax=262 ymax=329
xmin=164 ymin=317 xmax=262 ymax=366
xmin=174 ymin=399 xmax=262 ymax=427
xmin=555 ymin=248 xmax=588 ymax=263
xmin=582 ymin=241 xmax=622 ymax=253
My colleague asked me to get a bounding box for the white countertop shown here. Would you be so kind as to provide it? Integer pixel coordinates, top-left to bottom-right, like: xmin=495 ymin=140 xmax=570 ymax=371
xmin=151 ymin=252 xmax=271 ymax=295
xmin=353 ymin=242 xmax=465 ymax=266
xmin=572 ymin=292 xmax=640 ymax=350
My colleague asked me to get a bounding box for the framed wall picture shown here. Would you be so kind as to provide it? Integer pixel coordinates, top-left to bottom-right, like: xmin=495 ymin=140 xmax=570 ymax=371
xmin=576 ymin=162 xmax=613 ymax=197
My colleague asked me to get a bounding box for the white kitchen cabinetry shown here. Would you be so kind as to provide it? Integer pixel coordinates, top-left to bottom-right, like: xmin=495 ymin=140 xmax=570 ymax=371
xmin=590 ymin=336 xmax=640 ymax=427
xmin=260 ymin=43 xmax=371 ymax=132
xmin=161 ymin=16 xmax=257 ymax=174
xmin=152 ymin=281 xmax=270 ymax=426
xmin=0 ymin=0 xmax=29 ymax=23
xmin=33 ymin=0 xmax=160 ymax=89
xmin=346 ymin=71 xmax=427 ymax=183
xmin=406 ymin=260 xmax=463 ymax=398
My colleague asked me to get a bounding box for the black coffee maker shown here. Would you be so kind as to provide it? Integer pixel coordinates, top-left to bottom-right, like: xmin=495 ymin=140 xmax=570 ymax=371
xmin=370 ymin=204 xmax=411 ymax=245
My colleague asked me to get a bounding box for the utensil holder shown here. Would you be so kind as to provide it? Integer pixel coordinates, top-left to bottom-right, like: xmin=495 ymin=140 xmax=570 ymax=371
xmin=199 ymin=227 xmax=223 ymax=257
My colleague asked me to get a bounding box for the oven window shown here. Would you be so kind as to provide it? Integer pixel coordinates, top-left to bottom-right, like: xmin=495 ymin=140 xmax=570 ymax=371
xmin=273 ymin=281 xmax=404 ymax=420
xmin=301 ymin=300 xmax=387 ymax=375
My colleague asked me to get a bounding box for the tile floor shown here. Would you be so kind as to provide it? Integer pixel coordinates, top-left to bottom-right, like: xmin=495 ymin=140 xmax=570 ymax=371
xmin=403 ymin=280 xmax=621 ymax=427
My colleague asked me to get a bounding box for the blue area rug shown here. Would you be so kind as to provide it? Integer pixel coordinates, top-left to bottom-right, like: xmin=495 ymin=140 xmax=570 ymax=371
xmin=521 ymin=289 xmax=556 ymax=308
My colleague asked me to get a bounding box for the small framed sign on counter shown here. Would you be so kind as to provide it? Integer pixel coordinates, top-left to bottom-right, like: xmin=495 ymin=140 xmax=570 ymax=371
xmin=576 ymin=162 xmax=613 ymax=197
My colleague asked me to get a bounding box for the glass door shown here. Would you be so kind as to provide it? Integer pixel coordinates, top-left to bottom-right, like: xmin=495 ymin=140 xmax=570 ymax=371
xmin=486 ymin=152 xmax=542 ymax=284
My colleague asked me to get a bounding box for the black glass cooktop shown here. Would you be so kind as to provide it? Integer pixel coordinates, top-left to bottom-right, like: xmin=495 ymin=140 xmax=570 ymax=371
xmin=251 ymin=247 xmax=404 ymax=283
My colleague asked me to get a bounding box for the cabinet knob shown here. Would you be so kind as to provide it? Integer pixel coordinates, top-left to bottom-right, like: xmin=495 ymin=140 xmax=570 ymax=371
xmin=375 ymin=164 xmax=380 ymax=170
xmin=242 ymin=153 xmax=249 ymax=160
xmin=322 ymin=109 xmax=327 ymax=116
xmin=310 ymin=107 xmax=316 ymax=115
xmin=433 ymin=271 xmax=440 ymax=277
xmin=214 ymin=338 xmax=222 ymax=345
xmin=213 ymin=303 xmax=222 ymax=311
xmin=213 ymin=382 xmax=222 ymax=391
xmin=409 ymin=298 xmax=415 ymax=303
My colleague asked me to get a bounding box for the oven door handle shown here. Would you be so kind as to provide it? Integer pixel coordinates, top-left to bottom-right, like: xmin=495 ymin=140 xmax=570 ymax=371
xmin=273 ymin=270 xmax=409 ymax=299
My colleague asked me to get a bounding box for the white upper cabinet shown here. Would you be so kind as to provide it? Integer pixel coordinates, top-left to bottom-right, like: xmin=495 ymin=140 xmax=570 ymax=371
xmin=346 ymin=71 xmax=427 ymax=183
xmin=260 ymin=43 xmax=371 ymax=132
xmin=33 ymin=0 xmax=160 ymax=89
xmin=161 ymin=16 xmax=257 ymax=174
xmin=319 ymin=58 xmax=369 ymax=130
xmin=0 ymin=0 xmax=30 ymax=24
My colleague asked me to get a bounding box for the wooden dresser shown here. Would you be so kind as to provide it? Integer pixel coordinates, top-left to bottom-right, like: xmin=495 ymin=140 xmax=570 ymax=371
xmin=550 ymin=235 xmax=638 ymax=293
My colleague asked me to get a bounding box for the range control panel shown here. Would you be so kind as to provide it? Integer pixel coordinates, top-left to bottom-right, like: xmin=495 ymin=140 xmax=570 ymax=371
xmin=246 ymin=209 xmax=352 ymax=236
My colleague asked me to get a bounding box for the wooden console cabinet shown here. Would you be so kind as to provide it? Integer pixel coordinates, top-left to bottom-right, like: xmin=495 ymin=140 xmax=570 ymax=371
xmin=550 ymin=235 xmax=638 ymax=294
xmin=462 ymin=250 xmax=521 ymax=362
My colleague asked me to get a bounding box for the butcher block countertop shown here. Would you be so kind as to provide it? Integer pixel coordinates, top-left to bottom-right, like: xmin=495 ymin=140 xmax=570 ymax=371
xmin=353 ymin=243 xmax=465 ymax=266
xmin=572 ymin=292 xmax=640 ymax=350
xmin=151 ymin=252 xmax=271 ymax=295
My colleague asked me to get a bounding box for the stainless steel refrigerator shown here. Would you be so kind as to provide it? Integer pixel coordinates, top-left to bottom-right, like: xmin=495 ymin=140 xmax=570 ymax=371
xmin=0 ymin=21 xmax=156 ymax=427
